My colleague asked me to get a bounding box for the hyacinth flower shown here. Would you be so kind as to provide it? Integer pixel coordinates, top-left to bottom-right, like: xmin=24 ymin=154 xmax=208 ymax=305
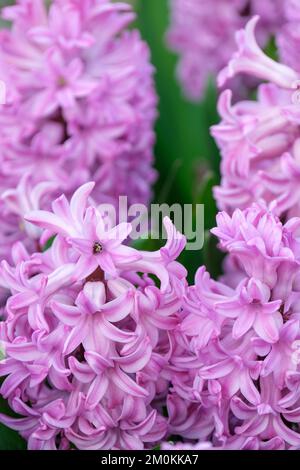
xmin=277 ymin=0 xmax=300 ymax=74
xmin=0 ymin=0 xmax=157 ymax=260
xmin=212 ymin=13 xmax=300 ymax=219
xmin=167 ymin=0 xmax=283 ymax=101
xmin=0 ymin=182 xmax=187 ymax=450
xmin=162 ymin=434 xmax=285 ymax=450
xmin=166 ymin=203 xmax=300 ymax=449
xmin=0 ymin=173 xmax=57 ymax=266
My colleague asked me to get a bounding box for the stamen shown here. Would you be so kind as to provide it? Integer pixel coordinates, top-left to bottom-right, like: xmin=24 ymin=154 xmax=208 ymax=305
xmin=57 ymin=76 xmax=67 ymax=87
xmin=93 ymin=241 xmax=103 ymax=254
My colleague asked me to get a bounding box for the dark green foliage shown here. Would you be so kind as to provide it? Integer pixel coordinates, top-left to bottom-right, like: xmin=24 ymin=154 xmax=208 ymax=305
xmin=135 ymin=0 xmax=221 ymax=282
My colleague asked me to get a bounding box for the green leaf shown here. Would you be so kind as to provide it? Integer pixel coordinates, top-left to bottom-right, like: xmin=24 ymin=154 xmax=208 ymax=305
xmin=0 ymin=423 xmax=26 ymax=450
xmin=264 ymin=35 xmax=279 ymax=62
xmin=203 ymin=231 xmax=225 ymax=279
xmin=42 ymin=235 xmax=56 ymax=252
xmin=0 ymin=395 xmax=26 ymax=450
xmin=135 ymin=0 xmax=220 ymax=208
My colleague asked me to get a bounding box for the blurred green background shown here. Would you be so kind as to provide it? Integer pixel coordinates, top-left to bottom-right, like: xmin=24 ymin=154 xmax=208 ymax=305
xmin=0 ymin=0 xmax=223 ymax=449
xmin=134 ymin=0 xmax=222 ymax=281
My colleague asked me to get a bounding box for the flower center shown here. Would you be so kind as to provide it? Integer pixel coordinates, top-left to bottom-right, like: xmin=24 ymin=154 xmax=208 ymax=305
xmin=57 ymin=76 xmax=67 ymax=87
xmin=93 ymin=241 xmax=103 ymax=254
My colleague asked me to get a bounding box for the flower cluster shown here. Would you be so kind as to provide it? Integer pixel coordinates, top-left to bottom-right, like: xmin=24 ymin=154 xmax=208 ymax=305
xmin=167 ymin=0 xmax=283 ymax=100
xmin=0 ymin=0 xmax=157 ymax=262
xmin=1 ymin=0 xmax=300 ymax=453
xmin=212 ymin=10 xmax=300 ymax=219
xmin=277 ymin=0 xmax=300 ymax=73
xmin=0 ymin=182 xmax=187 ymax=450
xmin=167 ymin=202 xmax=300 ymax=449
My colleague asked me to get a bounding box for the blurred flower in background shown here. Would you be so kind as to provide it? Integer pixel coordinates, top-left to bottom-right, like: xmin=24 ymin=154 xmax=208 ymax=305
xmin=277 ymin=0 xmax=300 ymax=73
xmin=0 ymin=183 xmax=187 ymax=450
xmin=213 ymin=12 xmax=300 ymax=219
xmin=0 ymin=0 xmax=157 ymax=263
xmin=167 ymin=0 xmax=283 ymax=101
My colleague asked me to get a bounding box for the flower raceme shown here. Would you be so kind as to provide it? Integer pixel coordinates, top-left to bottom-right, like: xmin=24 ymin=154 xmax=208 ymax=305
xmin=0 ymin=0 xmax=157 ymax=261
xmin=162 ymin=6 xmax=300 ymax=450
xmin=213 ymin=9 xmax=300 ymax=219
xmin=2 ymin=1 xmax=300 ymax=452
xmin=0 ymin=183 xmax=187 ymax=450
xmin=3 ymin=188 xmax=300 ymax=449
xmin=167 ymin=0 xmax=283 ymax=100
xmin=167 ymin=203 xmax=300 ymax=449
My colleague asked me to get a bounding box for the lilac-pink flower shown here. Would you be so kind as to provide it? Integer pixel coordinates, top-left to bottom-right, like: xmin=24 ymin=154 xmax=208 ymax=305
xmin=231 ymin=376 xmax=300 ymax=446
xmin=216 ymin=277 xmax=282 ymax=343
xmin=27 ymin=50 xmax=97 ymax=116
xmin=213 ymin=15 xmax=300 ymax=219
xmin=166 ymin=203 xmax=300 ymax=449
xmin=0 ymin=0 xmax=157 ymax=262
xmin=161 ymin=440 xmax=213 ymax=450
xmin=254 ymin=319 xmax=300 ymax=387
xmin=211 ymin=203 xmax=298 ymax=288
xmin=218 ymin=16 xmax=297 ymax=89
xmin=277 ymin=0 xmax=300 ymax=74
xmin=199 ymin=337 xmax=261 ymax=405
xmin=26 ymin=181 xmax=140 ymax=279
xmin=161 ymin=435 xmax=285 ymax=450
xmin=0 ymin=183 xmax=187 ymax=450
xmin=167 ymin=0 xmax=283 ymax=101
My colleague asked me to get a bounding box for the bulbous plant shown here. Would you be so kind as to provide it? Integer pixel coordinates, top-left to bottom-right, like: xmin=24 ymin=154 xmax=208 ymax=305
xmin=0 ymin=0 xmax=157 ymax=261
xmin=1 ymin=0 xmax=300 ymax=454
xmin=0 ymin=182 xmax=187 ymax=450
xmin=213 ymin=3 xmax=300 ymax=219
xmin=167 ymin=0 xmax=283 ymax=100
xmin=166 ymin=202 xmax=300 ymax=449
